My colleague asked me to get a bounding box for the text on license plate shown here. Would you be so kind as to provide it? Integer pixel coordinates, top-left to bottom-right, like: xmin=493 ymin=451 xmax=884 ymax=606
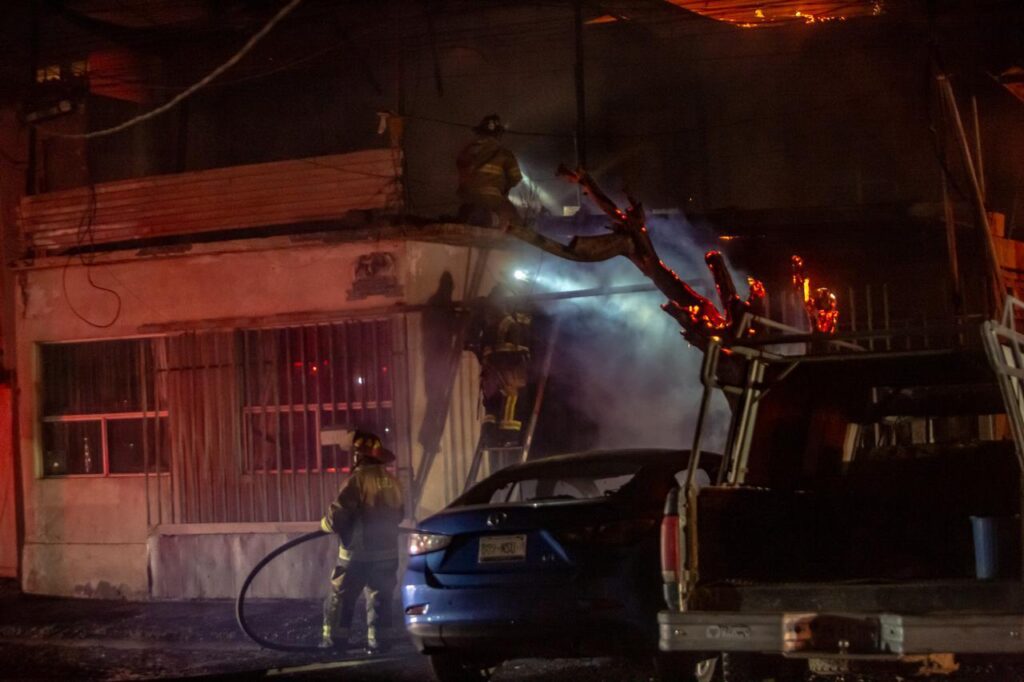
xmin=478 ymin=534 xmax=527 ymax=563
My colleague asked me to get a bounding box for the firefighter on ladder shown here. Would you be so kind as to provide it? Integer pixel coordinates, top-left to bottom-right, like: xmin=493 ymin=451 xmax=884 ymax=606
xmin=467 ymin=283 xmax=533 ymax=461
xmin=320 ymin=430 xmax=403 ymax=654
xmin=456 ymin=114 xmax=523 ymax=229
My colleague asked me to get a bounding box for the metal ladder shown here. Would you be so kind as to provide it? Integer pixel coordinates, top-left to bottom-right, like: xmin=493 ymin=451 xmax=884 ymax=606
xmin=982 ymin=296 xmax=1024 ymax=469
xmin=462 ymin=317 xmax=561 ymax=492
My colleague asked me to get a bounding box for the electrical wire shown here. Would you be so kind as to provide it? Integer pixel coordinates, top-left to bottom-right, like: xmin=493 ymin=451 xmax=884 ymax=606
xmin=60 ymin=182 xmax=123 ymax=329
xmin=41 ymin=0 xmax=304 ymax=140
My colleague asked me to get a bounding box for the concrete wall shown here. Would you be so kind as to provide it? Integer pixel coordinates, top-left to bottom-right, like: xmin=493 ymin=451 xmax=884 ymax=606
xmin=0 ymin=388 xmax=16 ymax=578
xmin=403 ymin=241 xmax=525 ymax=519
xmin=16 ymin=238 xmax=420 ymax=598
xmin=148 ymin=523 xmax=334 ymax=600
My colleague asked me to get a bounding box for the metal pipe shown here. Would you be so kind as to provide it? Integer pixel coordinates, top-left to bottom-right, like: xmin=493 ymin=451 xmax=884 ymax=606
xmin=866 ymin=285 xmax=874 ymax=352
xmin=972 ymin=95 xmax=985 ymax=200
xmin=848 ymin=286 xmax=857 ymax=332
xmin=883 ymin=283 xmax=891 ymax=351
xmin=938 ymin=75 xmax=1003 ymax=314
xmin=521 ymin=317 xmax=562 ymax=462
xmin=574 ymin=0 xmax=587 ymax=169
xmin=685 ymin=341 xmax=719 ymax=493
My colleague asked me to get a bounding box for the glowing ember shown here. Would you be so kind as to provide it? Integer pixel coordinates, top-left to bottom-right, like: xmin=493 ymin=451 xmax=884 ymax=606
xmin=792 ymin=255 xmax=839 ymax=335
xmin=666 ymin=1 xmax=883 ymax=27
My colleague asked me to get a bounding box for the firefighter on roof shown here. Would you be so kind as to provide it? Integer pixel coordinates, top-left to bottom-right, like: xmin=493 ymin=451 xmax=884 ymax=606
xmin=456 ymin=114 xmax=523 ymax=228
xmin=320 ymin=430 xmax=403 ymax=654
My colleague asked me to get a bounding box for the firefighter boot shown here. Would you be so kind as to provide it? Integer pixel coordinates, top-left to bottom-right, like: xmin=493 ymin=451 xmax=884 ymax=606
xmin=365 ymin=626 xmax=391 ymax=655
xmin=320 ymin=624 xmax=352 ymax=652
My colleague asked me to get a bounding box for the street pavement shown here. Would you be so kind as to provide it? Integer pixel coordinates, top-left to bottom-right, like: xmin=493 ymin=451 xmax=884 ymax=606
xmin=0 ymin=580 xmax=657 ymax=680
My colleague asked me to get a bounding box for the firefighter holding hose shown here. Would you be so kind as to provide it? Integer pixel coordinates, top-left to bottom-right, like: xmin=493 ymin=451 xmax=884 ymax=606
xmin=320 ymin=430 xmax=403 ymax=654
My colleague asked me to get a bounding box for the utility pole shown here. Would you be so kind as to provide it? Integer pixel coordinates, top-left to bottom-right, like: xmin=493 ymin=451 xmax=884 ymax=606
xmin=573 ymin=0 xmax=587 ymax=170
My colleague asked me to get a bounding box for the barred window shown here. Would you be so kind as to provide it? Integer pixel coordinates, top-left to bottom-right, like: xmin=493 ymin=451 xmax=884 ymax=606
xmin=41 ymin=339 xmax=169 ymax=476
xmin=240 ymin=320 xmax=395 ymax=473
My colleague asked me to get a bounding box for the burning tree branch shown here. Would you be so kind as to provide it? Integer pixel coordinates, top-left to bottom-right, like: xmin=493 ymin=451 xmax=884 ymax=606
xmin=791 ymin=255 xmax=839 ymax=334
xmin=505 ymin=165 xmax=764 ymax=348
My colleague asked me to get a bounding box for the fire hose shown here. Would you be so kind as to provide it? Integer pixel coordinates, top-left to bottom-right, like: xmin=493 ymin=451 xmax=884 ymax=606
xmin=234 ymin=529 xmax=330 ymax=652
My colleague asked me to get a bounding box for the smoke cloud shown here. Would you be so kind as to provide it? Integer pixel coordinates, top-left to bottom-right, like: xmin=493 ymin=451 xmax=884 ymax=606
xmin=525 ymin=214 xmax=737 ymax=455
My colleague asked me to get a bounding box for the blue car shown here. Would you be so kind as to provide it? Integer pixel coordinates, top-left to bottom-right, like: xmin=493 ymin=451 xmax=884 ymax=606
xmin=402 ymin=449 xmax=716 ymax=682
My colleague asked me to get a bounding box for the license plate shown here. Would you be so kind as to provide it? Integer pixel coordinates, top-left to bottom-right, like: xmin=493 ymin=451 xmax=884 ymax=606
xmin=478 ymin=534 xmax=527 ymax=563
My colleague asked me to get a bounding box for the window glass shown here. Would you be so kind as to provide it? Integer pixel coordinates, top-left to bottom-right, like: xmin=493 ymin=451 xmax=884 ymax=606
xmin=42 ymin=340 xmax=150 ymax=415
xmin=42 ymin=421 xmax=102 ymax=475
xmin=481 ymin=468 xmax=641 ymax=505
xmin=107 ymin=417 xmax=170 ymax=474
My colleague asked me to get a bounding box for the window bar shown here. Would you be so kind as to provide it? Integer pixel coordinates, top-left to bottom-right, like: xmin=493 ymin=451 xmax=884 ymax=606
xmin=398 ymin=314 xmax=415 ymax=519
xmin=202 ymin=334 xmax=218 ymax=521
xmin=242 ymin=331 xmax=257 ymax=523
xmin=161 ymin=342 xmax=177 ymax=524
xmin=172 ymin=337 xmax=186 ymax=520
xmin=229 ymin=335 xmax=242 ymax=523
xmin=223 ymin=334 xmax=238 ymax=522
xmin=153 ymin=342 xmax=164 ymax=526
xmin=369 ymin=321 xmax=380 ymax=437
xmin=313 ymin=324 xmax=327 ymax=514
xmin=258 ymin=329 xmax=273 ymax=522
xmin=272 ymin=329 xmax=285 ymax=522
xmin=327 ymin=322 xmax=341 ymax=492
xmin=283 ymin=328 xmax=298 ymax=521
xmin=216 ymin=335 xmax=229 ymax=522
xmin=187 ymin=334 xmax=204 ymax=523
xmin=339 ymin=322 xmax=353 ymax=474
xmin=215 ymin=333 xmax=231 ymax=522
xmin=353 ymin=322 xmax=366 ymax=439
xmin=100 ymin=416 xmax=109 ymax=478
xmin=200 ymin=334 xmax=216 ymax=522
xmin=259 ymin=329 xmax=275 ymax=522
xmin=191 ymin=333 xmax=206 ymax=520
xmin=298 ymin=325 xmax=313 ymax=521
xmin=140 ymin=344 xmax=151 ymax=528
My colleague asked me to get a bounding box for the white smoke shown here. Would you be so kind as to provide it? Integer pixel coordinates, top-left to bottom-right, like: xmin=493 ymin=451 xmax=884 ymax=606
xmin=524 ymin=214 xmax=737 ymax=454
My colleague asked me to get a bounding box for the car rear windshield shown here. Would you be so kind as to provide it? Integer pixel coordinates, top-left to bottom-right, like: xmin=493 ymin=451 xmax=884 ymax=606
xmin=455 ymin=460 xmax=646 ymax=506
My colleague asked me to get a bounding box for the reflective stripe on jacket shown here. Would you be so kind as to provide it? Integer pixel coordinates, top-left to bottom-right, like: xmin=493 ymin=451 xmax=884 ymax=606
xmin=320 ymin=463 xmax=404 ymax=562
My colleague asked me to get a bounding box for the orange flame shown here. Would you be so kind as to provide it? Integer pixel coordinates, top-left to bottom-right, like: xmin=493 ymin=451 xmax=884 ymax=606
xmin=792 ymin=254 xmax=839 ymax=335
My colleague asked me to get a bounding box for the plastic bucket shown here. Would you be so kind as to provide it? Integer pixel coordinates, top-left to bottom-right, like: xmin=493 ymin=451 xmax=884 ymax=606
xmin=971 ymin=516 xmax=1000 ymax=579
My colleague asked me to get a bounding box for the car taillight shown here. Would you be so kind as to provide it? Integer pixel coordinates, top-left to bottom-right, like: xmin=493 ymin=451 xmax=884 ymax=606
xmin=660 ymin=512 xmax=680 ymax=582
xmin=556 ymin=518 xmax=657 ymax=546
xmin=661 ymin=487 xmax=681 ymax=610
xmin=408 ymin=531 xmax=451 ymax=556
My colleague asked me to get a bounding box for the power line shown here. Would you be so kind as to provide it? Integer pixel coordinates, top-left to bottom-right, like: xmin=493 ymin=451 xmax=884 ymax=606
xmin=40 ymin=0 xmax=304 ymax=140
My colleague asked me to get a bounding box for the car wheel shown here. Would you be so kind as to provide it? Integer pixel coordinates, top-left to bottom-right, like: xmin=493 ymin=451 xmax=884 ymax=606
xmin=429 ymin=653 xmax=497 ymax=682
xmin=653 ymin=652 xmax=719 ymax=682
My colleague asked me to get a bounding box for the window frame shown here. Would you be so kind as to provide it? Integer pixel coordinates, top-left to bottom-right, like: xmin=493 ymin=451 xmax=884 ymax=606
xmin=38 ymin=337 xmax=168 ymax=479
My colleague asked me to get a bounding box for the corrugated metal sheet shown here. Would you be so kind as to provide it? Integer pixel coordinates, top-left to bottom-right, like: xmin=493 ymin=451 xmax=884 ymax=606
xmin=18 ymin=148 xmax=402 ymax=256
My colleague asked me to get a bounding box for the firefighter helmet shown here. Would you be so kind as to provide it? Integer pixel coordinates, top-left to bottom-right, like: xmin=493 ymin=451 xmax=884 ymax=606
xmin=473 ymin=114 xmax=505 ymax=137
xmin=350 ymin=429 xmax=383 ymax=465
